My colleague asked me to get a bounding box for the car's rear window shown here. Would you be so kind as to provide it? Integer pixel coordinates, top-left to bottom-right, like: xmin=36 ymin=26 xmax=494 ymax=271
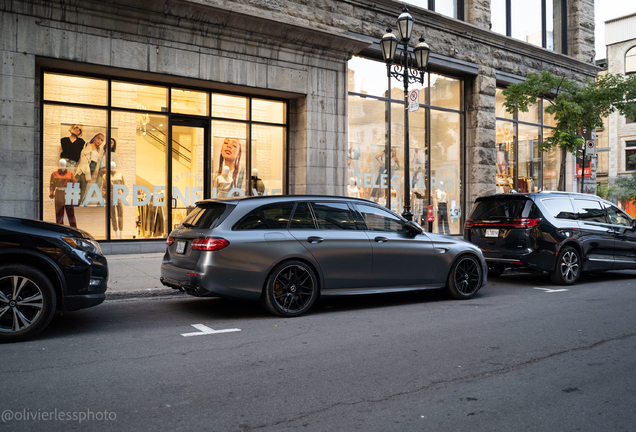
xmin=469 ymin=197 xmax=533 ymax=221
xmin=181 ymin=203 xmax=231 ymax=229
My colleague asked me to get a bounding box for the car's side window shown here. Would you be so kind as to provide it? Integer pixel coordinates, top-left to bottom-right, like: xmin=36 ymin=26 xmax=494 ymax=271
xmin=540 ymin=198 xmax=577 ymax=220
xmin=572 ymin=199 xmax=607 ymax=223
xmin=289 ymin=202 xmax=316 ymax=229
xmin=234 ymin=203 xmax=294 ymax=230
xmin=309 ymin=202 xmax=357 ymax=230
xmin=355 ymin=203 xmax=408 ymax=234
xmin=604 ymin=204 xmax=631 ymax=227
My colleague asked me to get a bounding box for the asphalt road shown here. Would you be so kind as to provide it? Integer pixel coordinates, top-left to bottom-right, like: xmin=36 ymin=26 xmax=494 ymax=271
xmin=1 ymin=270 xmax=636 ymax=431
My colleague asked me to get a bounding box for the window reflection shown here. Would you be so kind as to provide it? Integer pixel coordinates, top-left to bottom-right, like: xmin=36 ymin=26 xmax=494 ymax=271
xmin=112 ymin=82 xmax=168 ymax=112
xmin=42 ymin=105 xmax=108 ymax=239
xmin=496 ymin=120 xmax=516 ymax=193
xmin=212 ymin=94 xmax=247 ymax=120
xmin=517 ymin=124 xmax=540 ymax=192
xmin=511 ymin=0 xmax=542 ymax=47
xmin=251 ymin=125 xmax=285 ymax=195
xmin=431 ymin=110 xmax=461 ymax=235
xmin=171 ymin=89 xmax=209 ymax=116
xmin=252 ymin=99 xmax=286 ymax=124
xmin=430 ymin=74 xmax=461 ymax=110
xmin=44 ymin=73 xmax=108 ymax=106
xmin=496 ymin=88 xmax=513 ymax=119
xmin=348 ymin=56 xmax=395 ymax=98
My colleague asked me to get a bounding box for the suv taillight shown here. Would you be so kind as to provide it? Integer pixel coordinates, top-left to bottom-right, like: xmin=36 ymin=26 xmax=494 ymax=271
xmin=464 ymin=218 xmax=474 ymax=228
xmin=513 ymin=218 xmax=541 ymax=228
xmin=166 ymin=236 xmax=175 ymax=246
xmin=191 ymin=238 xmax=230 ymax=251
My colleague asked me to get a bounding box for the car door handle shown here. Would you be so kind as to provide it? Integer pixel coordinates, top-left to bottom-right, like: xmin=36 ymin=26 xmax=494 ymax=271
xmin=307 ymin=236 xmax=324 ymax=244
xmin=374 ymin=236 xmax=388 ymax=243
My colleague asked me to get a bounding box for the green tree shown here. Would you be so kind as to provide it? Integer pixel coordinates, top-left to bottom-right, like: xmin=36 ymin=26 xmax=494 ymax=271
xmin=502 ymin=71 xmax=636 ymax=191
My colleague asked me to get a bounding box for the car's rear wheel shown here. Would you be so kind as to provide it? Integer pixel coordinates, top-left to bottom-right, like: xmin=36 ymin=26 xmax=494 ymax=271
xmin=447 ymin=255 xmax=482 ymax=299
xmin=487 ymin=264 xmax=505 ymax=278
xmin=262 ymin=261 xmax=318 ymax=317
xmin=0 ymin=264 xmax=57 ymax=343
xmin=550 ymin=246 xmax=580 ymax=285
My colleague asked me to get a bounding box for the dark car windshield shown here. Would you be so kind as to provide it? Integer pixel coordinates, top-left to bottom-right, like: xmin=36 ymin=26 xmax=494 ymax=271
xmin=469 ymin=197 xmax=532 ymax=221
xmin=181 ymin=203 xmax=231 ymax=229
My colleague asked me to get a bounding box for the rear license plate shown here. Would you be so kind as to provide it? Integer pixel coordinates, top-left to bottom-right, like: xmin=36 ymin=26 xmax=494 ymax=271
xmin=175 ymin=241 xmax=186 ymax=254
xmin=485 ymin=229 xmax=499 ymax=238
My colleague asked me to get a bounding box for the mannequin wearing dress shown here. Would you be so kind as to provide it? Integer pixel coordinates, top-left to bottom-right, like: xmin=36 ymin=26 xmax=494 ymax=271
xmin=215 ymin=166 xmax=233 ymax=198
xmin=103 ymin=161 xmax=126 ymax=239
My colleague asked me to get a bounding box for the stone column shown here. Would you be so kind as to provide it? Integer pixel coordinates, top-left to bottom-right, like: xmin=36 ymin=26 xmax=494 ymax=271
xmin=567 ymin=0 xmax=596 ymax=64
xmin=1 ymin=11 xmax=38 ymax=218
xmin=465 ymin=67 xmax=497 ymax=204
xmin=465 ymin=0 xmax=492 ymax=31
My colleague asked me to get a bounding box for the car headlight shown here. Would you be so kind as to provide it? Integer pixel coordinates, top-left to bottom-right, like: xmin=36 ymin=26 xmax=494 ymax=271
xmin=63 ymin=237 xmax=103 ymax=255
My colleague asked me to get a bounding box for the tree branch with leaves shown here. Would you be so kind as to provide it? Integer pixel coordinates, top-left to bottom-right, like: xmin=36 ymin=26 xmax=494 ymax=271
xmin=502 ymin=71 xmax=636 ymax=191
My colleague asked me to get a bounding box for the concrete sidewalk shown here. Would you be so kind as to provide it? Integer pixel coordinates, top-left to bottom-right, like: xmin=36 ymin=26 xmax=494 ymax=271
xmin=105 ymin=253 xmax=185 ymax=300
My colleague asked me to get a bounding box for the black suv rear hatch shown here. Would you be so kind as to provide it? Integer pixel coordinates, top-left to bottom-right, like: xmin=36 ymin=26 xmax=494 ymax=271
xmin=464 ymin=195 xmax=540 ymax=257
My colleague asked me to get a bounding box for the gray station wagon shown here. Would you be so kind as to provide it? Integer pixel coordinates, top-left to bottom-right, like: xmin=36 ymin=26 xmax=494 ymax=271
xmin=161 ymin=195 xmax=487 ymax=316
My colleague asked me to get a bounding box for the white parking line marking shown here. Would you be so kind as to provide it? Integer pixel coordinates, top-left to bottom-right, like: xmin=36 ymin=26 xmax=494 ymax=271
xmin=181 ymin=324 xmax=241 ymax=337
xmin=533 ymin=287 xmax=569 ymax=293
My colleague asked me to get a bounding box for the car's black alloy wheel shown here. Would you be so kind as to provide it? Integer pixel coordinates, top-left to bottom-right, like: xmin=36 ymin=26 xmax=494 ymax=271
xmin=263 ymin=261 xmax=318 ymax=317
xmin=447 ymin=255 xmax=482 ymax=299
xmin=0 ymin=265 xmax=57 ymax=343
xmin=550 ymin=246 xmax=580 ymax=285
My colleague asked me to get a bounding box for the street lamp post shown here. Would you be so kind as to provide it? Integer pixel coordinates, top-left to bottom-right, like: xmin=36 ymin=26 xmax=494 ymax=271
xmin=380 ymin=7 xmax=430 ymax=221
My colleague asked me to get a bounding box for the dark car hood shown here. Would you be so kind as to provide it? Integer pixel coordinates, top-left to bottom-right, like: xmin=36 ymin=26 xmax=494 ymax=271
xmin=0 ymin=216 xmax=94 ymax=240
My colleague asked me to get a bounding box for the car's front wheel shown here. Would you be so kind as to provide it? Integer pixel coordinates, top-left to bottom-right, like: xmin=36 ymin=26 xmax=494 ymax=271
xmin=262 ymin=261 xmax=318 ymax=317
xmin=550 ymin=246 xmax=581 ymax=285
xmin=447 ymin=255 xmax=483 ymax=299
xmin=0 ymin=264 xmax=57 ymax=343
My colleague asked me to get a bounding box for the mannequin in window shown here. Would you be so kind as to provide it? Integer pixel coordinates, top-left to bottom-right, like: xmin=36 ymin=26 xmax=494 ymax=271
xmin=436 ymin=182 xmax=450 ymax=235
xmin=215 ymin=165 xmax=233 ymax=198
xmin=75 ymin=133 xmax=104 ymax=205
xmin=60 ymin=124 xmax=85 ymax=174
xmin=49 ymin=159 xmax=77 ymax=227
xmin=250 ymin=168 xmax=265 ymax=196
xmin=347 ymin=177 xmax=360 ymax=198
xmin=102 ymin=161 xmax=126 ymax=239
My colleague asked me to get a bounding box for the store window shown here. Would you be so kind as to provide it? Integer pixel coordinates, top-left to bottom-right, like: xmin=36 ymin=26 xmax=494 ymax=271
xmin=348 ymin=56 xmax=464 ymax=234
xmin=495 ymin=88 xmax=556 ymax=192
xmin=42 ymin=72 xmax=287 ymax=241
xmin=626 ymin=140 xmax=636 ymax=171
xmin=492 ymin=0 xmax=565 ymax=53
xmin=626 ymin=47 xmax=636 ymax=75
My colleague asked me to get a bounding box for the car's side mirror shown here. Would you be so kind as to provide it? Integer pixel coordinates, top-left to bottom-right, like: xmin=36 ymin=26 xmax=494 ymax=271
xmin=632 ymin=219 xmax=636 ymax=231
xmin=405 ymin=220 xmax=423 ymax=235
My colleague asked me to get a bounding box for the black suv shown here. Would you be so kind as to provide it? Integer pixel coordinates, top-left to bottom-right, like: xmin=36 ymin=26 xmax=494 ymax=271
xmin=0 ymin=217 xmax=108 ymax=342
xmin=464 ymin=192 xmax=636 ymax=285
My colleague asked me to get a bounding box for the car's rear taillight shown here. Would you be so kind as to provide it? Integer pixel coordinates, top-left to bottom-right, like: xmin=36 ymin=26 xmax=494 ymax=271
xmin=166 ymin=236 xmax=175 ymax=246
xmin=512 ymin=218 xmax=541 ymax=228
xmin=191 ymin=238 xmax=230 ymax=251
xmin=464 ymin=218 xmax=474 ymax=228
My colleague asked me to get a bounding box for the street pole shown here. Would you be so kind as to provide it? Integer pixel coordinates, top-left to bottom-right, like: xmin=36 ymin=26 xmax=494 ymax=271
xmin=402 ymin=51 xmax=413 ymax=221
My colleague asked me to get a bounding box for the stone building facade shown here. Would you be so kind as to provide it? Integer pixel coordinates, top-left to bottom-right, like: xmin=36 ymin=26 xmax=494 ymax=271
xmin=603 ymin=13 xmax=636 ymax=201
xmin=1 ymin=0 xmax=597 ymax=247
